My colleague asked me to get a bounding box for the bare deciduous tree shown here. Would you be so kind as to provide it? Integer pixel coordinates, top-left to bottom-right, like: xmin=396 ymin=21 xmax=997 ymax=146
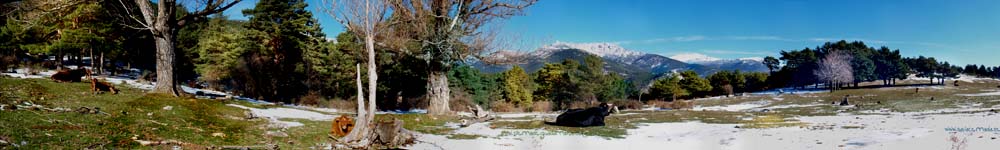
xmin=117 ymin=0 xmax=242 ymax=96
xmin=815 ymin=50 xmax=854 ymax=92
xmin=386 ymin=0 xmax=538 ymax=115
xmin=321 ymin=0 xmax=410 ymax=148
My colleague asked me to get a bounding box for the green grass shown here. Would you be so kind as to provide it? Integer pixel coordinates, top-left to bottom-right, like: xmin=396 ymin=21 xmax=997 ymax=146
xmin=0 ymin=77 xmax=474 ymax=148
xmin=0 ymin=78 xmax=326 ymax=149
xmin=0 ymin=78 xmax=257 ymax=148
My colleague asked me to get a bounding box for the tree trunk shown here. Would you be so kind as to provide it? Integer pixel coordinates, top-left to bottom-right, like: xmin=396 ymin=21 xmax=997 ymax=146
xmin=89 ymin=48 xmax=94 ymax=70
xmin=365 ymin=37 xmax=377 ymax=121
xmin=340 ymin=34 xmax=379 ymax=147
xmin=150 ymin=31 xmax=180 ymax=96
xmin=342 ymin=64 xmax=371 ymax=144
xmin=427 ymin=70 xmax=450 ymax=115
xmin=99 ymin=52 xmax=104 ymax=75
xmin=134 ymin=0 xmax=181 ymax=96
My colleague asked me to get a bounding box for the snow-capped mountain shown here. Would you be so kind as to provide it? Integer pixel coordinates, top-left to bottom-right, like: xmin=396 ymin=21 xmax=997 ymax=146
xmin=471 ymin=42 xmax=768 ymax=87
xmin=669 ymin=53 xmax=721 ymax=63
xmin=535 ymin=42 xmax=645 ymax=61
xmin=670 ymin=53 xmax=769 ymax=72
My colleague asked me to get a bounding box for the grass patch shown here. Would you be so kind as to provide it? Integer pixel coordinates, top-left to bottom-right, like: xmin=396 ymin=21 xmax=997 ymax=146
xmin=376 ymin=114 xmax=459 ymax=135
xmin=0 ymin=78 xmax=293 ymax=149
xmin=740 ymin=115 xmax=807 ymax=129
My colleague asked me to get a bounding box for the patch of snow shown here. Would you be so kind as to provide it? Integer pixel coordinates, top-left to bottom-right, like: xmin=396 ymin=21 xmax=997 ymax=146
xmin=738 ymin=57 xmax=764 ymax=62
xmin=756 ymin=103 xmax=824 ymax=110
xmin=750 ymin=87 xmax=828 ymax=95
xmin=226 ymin=104 xmax=335 ymax=128
xmin=954 ymin=74 xmax=999 ymax=83
xmin=411 ymin=112 xmax=1000 ymax=150
xmin=956 ymin=90 xmax=1000 ymax=96
xmin=694 ymin=100 xmax=769 ymax=111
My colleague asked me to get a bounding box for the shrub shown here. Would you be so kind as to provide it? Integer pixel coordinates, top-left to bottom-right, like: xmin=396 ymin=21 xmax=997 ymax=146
xmin=491 ymin=101 xmax=521 ymax=112
xmin=449 ymin=91 xmax=473 ymax=112
xmin=611 ymin=99 xmax=643 ymax=110
xmin=297 ymin=91 xmax=323 ymax=107
xmin=567 ymin=100 xmax=597 ymax=110
xmin=325 ymin=98 xmax=357 ymax=112
xmin=646 ymin=100 xmax=670 ymax=109
xmin=530 ymin=101 xmax=553 ymax=112
xmin=1 ymin=55 xmax=16 ymax=72
xmin=668 ymin=100 xmax=694 ymax=109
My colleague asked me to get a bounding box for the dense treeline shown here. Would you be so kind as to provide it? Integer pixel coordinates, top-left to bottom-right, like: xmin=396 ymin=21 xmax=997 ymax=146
xmin=643 ymin=40 xmax=1000 ymax=101
xmin=445 ymin=54 xmax=635 ymax=111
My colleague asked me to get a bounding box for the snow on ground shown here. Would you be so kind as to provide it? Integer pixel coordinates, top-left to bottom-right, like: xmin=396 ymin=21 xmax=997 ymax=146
xmin=694 ymin=100 xmax=770 ymax=111
xmin=756 ymin=103 xmax=825 ymax=111
xmin=750 ymin=87 xmax=828 ymax=95
xmin=957 ymin=90 xmax=1000 ymax=96
xmin=954 ymin=75 xmax=995 ymax=83
xmin=408 ymin=112 xmax=1000 ymax=150
xmin=226 ymin=104 xmax=336 ymax=128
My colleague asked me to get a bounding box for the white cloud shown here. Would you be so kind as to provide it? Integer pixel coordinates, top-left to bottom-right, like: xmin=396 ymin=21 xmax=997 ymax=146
xmin=638 ymin=35 xmax=708 ymax=44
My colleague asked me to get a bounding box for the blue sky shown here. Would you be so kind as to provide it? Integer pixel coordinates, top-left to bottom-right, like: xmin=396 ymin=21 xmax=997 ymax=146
xmin=220 ymin=0 xmax=1000 ymax=66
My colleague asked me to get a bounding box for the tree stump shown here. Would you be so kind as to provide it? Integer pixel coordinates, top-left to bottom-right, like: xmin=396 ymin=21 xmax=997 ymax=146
xmin=334 ymin=119 xmax=415 ymax=149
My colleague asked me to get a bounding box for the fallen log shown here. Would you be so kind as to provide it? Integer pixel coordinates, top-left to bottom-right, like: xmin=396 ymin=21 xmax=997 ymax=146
xmin=461 ymin=105 xmax=495 ymax=127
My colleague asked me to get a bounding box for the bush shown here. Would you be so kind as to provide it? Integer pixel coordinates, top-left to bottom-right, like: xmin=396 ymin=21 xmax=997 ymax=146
xmin=297 ymin=91 xmax=323 ymax=107
xmin=567 ymin=100 xmax=597 ymax=110
xmin=1 ymin=55 xmax=16 ymax=72
xmin=449 ymin=91 xmax=474 ymax=112
xmin=668 ymin=100 xmax=694 ymax=109
xmin=646 ymin=100 xmax=670 ymax=109
xmin=325 ymin=98 xmax=357 ymax=112
xmin=491 ymin=101 xmax=521 ymax=112
xmin=530 ymin=101 xmax=553 ymax=112
xmin=611 ymin=100 xmax=643 ymax=110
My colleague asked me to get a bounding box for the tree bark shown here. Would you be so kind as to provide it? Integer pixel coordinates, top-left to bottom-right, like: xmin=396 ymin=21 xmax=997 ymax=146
xmin=427 ymin=70 xmax=450 ymax=115
xmin=342 ymin=64 xmax=370 ymax=144
xmin=340 ymin=33 xmax=379 ymax=147
xmin=365 ymin=36 xmax=377 ymax=122
xmin=150 ymin=29 xmax=180 ymax=96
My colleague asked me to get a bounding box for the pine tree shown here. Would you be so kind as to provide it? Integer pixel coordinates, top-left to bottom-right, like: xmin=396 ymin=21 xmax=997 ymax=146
xmin=192 ymin=15 xmax=246 ymax=89
xmin=679 ymin=70 xmax=712 ymax=98
xmin=239 ymin=0 xmax=326 ymax=102
xmin=650 ymin=75 xmax=686 ymax=101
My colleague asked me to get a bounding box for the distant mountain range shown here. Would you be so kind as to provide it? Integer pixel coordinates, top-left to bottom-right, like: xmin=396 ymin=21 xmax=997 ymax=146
xmin=469 ymin=42 xmax=768 ymax=85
